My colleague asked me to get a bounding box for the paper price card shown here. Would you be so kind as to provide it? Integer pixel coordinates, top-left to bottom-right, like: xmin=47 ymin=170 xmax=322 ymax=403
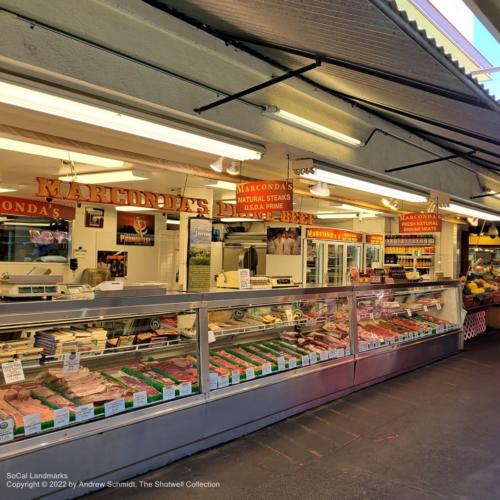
xmin=436 ymin=303 xmax=442 ymax=310
xmin=63 ymin=351 xmax=80 ymax=374
xmin=105 ymin=398 xmax=125 ymax=417
xmin=301 ymin=355 xmax=310 ymax=366
xmin=277 ymin=356 xmax=286 ymax=371
xmin=262 ymin=363 xmax=272 ymax=375
xmin=309 ymin=352 xmax=318 ymax=364
xmin=208 ymin=330 xmax=216 ymax=343
xmin=328 ymin=350 xmax=335 ymax=359
xmin=53 ymin=408 xmax=70 ymax=428
xmin=133 ymin=391 xmax=148 ymax=408
xmin=75 ymin=404 xmax=94 ymax=423
xmin=2 ymin=360 xmax=24 ymax=385
xmin=424 ymin=305 xmax=429 ymax=312
xmin=231 ymin=370 xmax=240 ymax=385
xmin=319 ymin=351 xmax=329 ymax=362
xmin=245 ymin=367 xmax=255 ymax=380
xmin=218 ymin=375 xmax=229 ymax=388
xmin=163 ymin=385 xmax=175 ymax=401
xmin=179 ymin=382 xmax=192 ymax=396
xmin=209 ymin=372 xmax=219 ymax=390
xmin=289 ymin=357 xmax=297 ymax=369
xmin=23 ymin=414 xmax=41 ymax=436
xmin=0 ymin=419 xmax=14 ymax=443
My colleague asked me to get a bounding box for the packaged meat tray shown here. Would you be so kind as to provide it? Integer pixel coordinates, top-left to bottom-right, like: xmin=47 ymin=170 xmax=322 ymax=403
xmin=102 ymin=370 xmax=161 ymax=398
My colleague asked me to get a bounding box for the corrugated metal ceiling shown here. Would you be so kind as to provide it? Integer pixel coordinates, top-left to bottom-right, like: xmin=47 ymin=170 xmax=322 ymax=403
xmin=147 ymin=0 xmax=500 ymax=167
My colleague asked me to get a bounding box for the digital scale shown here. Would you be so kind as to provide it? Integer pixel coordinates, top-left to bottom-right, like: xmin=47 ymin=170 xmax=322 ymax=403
xmin=0 ymin=274 xmax=63 ymax=299
xmin=216 ymin=272 xmax=296 ymax=289
xmin=268 ymin=276 xmax=297 ymax=288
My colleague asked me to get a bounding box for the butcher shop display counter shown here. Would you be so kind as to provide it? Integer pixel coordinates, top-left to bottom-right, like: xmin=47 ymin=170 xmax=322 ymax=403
xmin=0 ymin=281 xmax=462 ymax=499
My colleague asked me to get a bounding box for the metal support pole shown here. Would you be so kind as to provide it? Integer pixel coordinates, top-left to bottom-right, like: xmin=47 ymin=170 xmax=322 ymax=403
xmin=194 ymin=60 xmax=321 ymax=113
xmin=385 ymin=150 xmax=476 ymax=173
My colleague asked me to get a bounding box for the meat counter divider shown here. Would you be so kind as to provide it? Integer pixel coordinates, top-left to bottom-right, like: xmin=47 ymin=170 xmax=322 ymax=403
xmin=0 ymin=281 xmax=462 ymax=500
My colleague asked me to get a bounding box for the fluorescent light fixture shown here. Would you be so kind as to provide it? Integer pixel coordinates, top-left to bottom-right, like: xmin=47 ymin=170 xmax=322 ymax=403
xmin=309 ymin=181 xmax=330 ymax=197
xmin=0 ymin=81 xmax=263 ymax=161
xmin=59 ymin=169 xmax=150 ymax=184
xmin=442 ymin=203 xmax=500 ymax=221
xmin=115 ymin=206 xmax=157 ymax=212
xmin=264 ymin=106 xmax=361 ymax=147
xmin=316 ymin=213 xmax=378 ymax=219
xmin=302 ymin=168 xmax=427 ymax=203
xmin=2 ymin=222 xmax=51 ymax=227
xmin=206 ymin=180 xmax=237 ymax=191
xmin=221 ymin=199 xmax=236 ymax=204
xmin=0 ymin=137 xmax=124 ymax=168
xmin=220 ymin=217 xmax=261 ymax=222
xmin=210 ymin=157 xmax=224 ymax=173
xmin=0 ymin=186 xmax=17 ymax=193
xmin=165 ymin=219 xmax=180 ymax=225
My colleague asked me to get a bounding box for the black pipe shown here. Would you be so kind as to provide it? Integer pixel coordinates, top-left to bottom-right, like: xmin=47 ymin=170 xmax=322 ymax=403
xmin=386 ymin=150 xmax=476 ymax=173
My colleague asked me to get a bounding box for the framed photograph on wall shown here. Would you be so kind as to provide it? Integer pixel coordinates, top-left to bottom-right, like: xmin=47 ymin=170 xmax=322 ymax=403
xmin=267 ymin=226 xmax=301 ymax=255
xmin=85 ymin=207 xmax=104 ymax=228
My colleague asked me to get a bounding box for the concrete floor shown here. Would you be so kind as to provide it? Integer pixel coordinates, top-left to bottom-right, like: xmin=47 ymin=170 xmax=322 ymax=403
xmin=90 ymin=332 xmax=500 ymax=500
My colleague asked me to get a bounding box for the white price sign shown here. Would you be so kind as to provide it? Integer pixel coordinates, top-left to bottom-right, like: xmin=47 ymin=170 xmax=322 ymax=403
xmin=436 ymin=303 xmax=442 ymax=310
xmin=2 ymin=360 xmax=25 ymax=385
xmin=289 ymin=357 xmax=297 ymax=369
xmin=261 ymin=363 xmax=272 ymax=375
xmin=0 ymin=419 xmax=14 ymax=443
xmin=319 ymin=350 xmax=329 ymax=362
xmin=104 ymin=398 xmax=125 ymax=417
xmin=407 ymin=309 xmax=412 ymax=318
xmin=301 ymin=355 xmax=310 ymax=366
xmin=309 ymin=352 xmax=318 ymax=365
xmin=63 ymin=351 xmax=80 ymax=374
xmin=231 ymin=370 xmax=240 ymax=385
xmin=238 ymin=268 xmax=251 ymax=289
xmin=53 ymin=408 xmax=70 ymax=428
xmin=209 ymin=372 xmax=219 ymax=390
xmin=208 ymin=330 xmax=216 ymax=343
xmin=179 ymin=382 xmax=192 ymax=396
xmin=424 ymin=305 xmax=429 ymax=312
xmin=75 ymin=403 xmax=94 ymax=423
xmin=23 ymin=414 xmax=41 ymax=436
xmin=163 ymin=385 xmax=175 ymax=401
xmin=245 ymin=367 xmax=255 ymax=380
xmin=218 ymin=375 xmax=229 ymax=388
xmin=133 ymin=391 xmax=148 ymax=408
xmin=277 ymin=356 xmax=286 ymax=371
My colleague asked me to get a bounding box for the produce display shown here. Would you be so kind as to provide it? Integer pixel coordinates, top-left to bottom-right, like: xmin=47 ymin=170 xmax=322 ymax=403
xmin=462 ymin=277 xmax=498 ymax=296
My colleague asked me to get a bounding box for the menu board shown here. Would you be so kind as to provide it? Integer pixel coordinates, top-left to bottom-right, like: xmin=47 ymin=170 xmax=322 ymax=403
xmin=187 ymin=217 xmax=212 ymax=292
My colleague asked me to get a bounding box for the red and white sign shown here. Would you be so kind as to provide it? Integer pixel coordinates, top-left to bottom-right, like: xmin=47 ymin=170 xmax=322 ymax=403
xmin=0 ymin=195 xmax=75 ymax=220
xmin=366 ymin=234 xmax=384 ymax=245
xmin=399 ymin=213 xmax=441 ymax=233
xmin=306 ymin=227 xmax=362 ymax=243
xmin=236 ymin=179 xmax=293 ymax=214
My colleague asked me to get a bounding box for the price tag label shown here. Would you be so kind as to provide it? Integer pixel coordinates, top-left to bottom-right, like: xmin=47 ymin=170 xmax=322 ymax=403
xmin=209 ymin=372 xmax=219 ymax=390
xmin=309 ymin=352 xmax=317 ymax=364
xmin=105 ymin=398 xmax=125 ymax=417
xmin=133 ymin=391 xmax=148 ymax=408
xmin=301 ymin=355 xmax=310 ymax=366
xmin=345 ymin=347 xmax=351 ymax=356
xmin=328 ymin=349 xmax=335 ymax=359
xmin=245 ymin=367 xmax=255 ymax=380
xmin=289 ymin=357 xmax=297 ymax=369
xmin=218 ymin=375 xmax=229 ymax=388
xmin=277 ymin=356 xmax=286 ymax=371
xmin=0 ymin=419 xmax=14 ymax=443
xmin=319 ymin=351 xmax=329 ymax=362
xmin=179 ymin=382 xmax=192 ymax=396
xmin=407 ymin=309 xmax=412 ymax=318
xmin=262 ymin=363 xmax=272 ymax=375
xmin=231 ymin=370 xmax=240 ymax=385
xmin=208 ymin=330 xmax=216 ymax=343
xmin=424 ymin=305 xmax=429 ymax=312
xmin=23 ymin=414 xmax=41 ymax=436
xmin=436 ymin=303 xmax=442 ymax=310
xmin=369 ymin=313 xmax=375 ymax=320
xmin=163 ymin=385 xmax=175 ymax=401
xmin=63 ymin=351 xmax=80 ymax=374
xmin=335 ymin=348 xmax=344 ymax=358
xmin=2 ymin=360 xmax=25 ymax=384
xmin=238 ymin=268 xmax=251 ymax=289
xmin=75 ymin=404 xmax=94 ymax=423
xmin=53 ymin=407 xmax=70 ymax=428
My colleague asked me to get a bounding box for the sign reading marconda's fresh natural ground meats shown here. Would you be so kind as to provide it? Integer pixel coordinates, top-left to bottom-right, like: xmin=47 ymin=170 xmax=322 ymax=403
xmin=399 ymin=213 xmax=441 ymax=233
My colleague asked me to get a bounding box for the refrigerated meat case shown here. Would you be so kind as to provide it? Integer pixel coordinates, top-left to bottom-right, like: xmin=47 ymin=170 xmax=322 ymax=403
xmin=0 ymin=281 xmax=462 ymax=499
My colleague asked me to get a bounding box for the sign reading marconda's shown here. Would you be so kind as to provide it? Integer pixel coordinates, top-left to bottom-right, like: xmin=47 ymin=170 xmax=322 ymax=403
xmin=36 ymin=177 xmax=209 ymax=214
xmin=306 ymin=227 xmax=362 ymax=242
xmin=236 ymin=179 xmax=293 ymax=214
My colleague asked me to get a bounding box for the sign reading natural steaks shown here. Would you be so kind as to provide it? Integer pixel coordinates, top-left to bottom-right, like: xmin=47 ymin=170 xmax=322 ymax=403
xmin=236 ymin=179 xmax=293 ymax=214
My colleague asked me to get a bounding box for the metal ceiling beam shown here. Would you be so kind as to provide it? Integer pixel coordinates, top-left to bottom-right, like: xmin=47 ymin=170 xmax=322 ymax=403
xmin=194 ymin=59 xmax=321 ymax=113
xmin=385 ymin=150 xmax=477 ymax=173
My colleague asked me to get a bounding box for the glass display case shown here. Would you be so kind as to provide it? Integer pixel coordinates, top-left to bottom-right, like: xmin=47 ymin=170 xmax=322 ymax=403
xmin=207 ymin=291 xmax=351 ymax=390
xmin=0 ymin=300 xmax=200 ymax=444
xmin=355 ymin=283 xmax=461 ymax=353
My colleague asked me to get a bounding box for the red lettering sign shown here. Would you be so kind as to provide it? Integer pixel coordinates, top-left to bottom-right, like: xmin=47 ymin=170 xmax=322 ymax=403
xmin=236 ymin=179 xmax=293 ymax=214
xmin=366 ymin=234 xmax=384 ymax=245
xmin=0 ymin=195 xmax=75 ymax=220
xmin=306 ymin=227 xmax=362 ymax=242
xmin=399 ymin=213 xmax=441 ymax=233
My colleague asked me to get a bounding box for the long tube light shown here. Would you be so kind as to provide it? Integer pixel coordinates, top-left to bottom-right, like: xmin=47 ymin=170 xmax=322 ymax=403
xmin=206 ymin=181 xmax=237 ymax=191
xmin=442 ymin=203 xmax=500 ymax=221
xmin=302 ymin=168 xmax=427 ymax=203
xmin=59 ymin=169 xmax=150 ymax=184
xmin=0 ymin=81 xmax=263 ymax=161
xmin=115 ymin=206 xmax=157 ymax=212
xmin=264 ymin=106 xmax=362 ymax=147
xmin=0 ymin=138 xmax=124 ymax=168
xmin=316 ymin=213 xmax=378 ymax=219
